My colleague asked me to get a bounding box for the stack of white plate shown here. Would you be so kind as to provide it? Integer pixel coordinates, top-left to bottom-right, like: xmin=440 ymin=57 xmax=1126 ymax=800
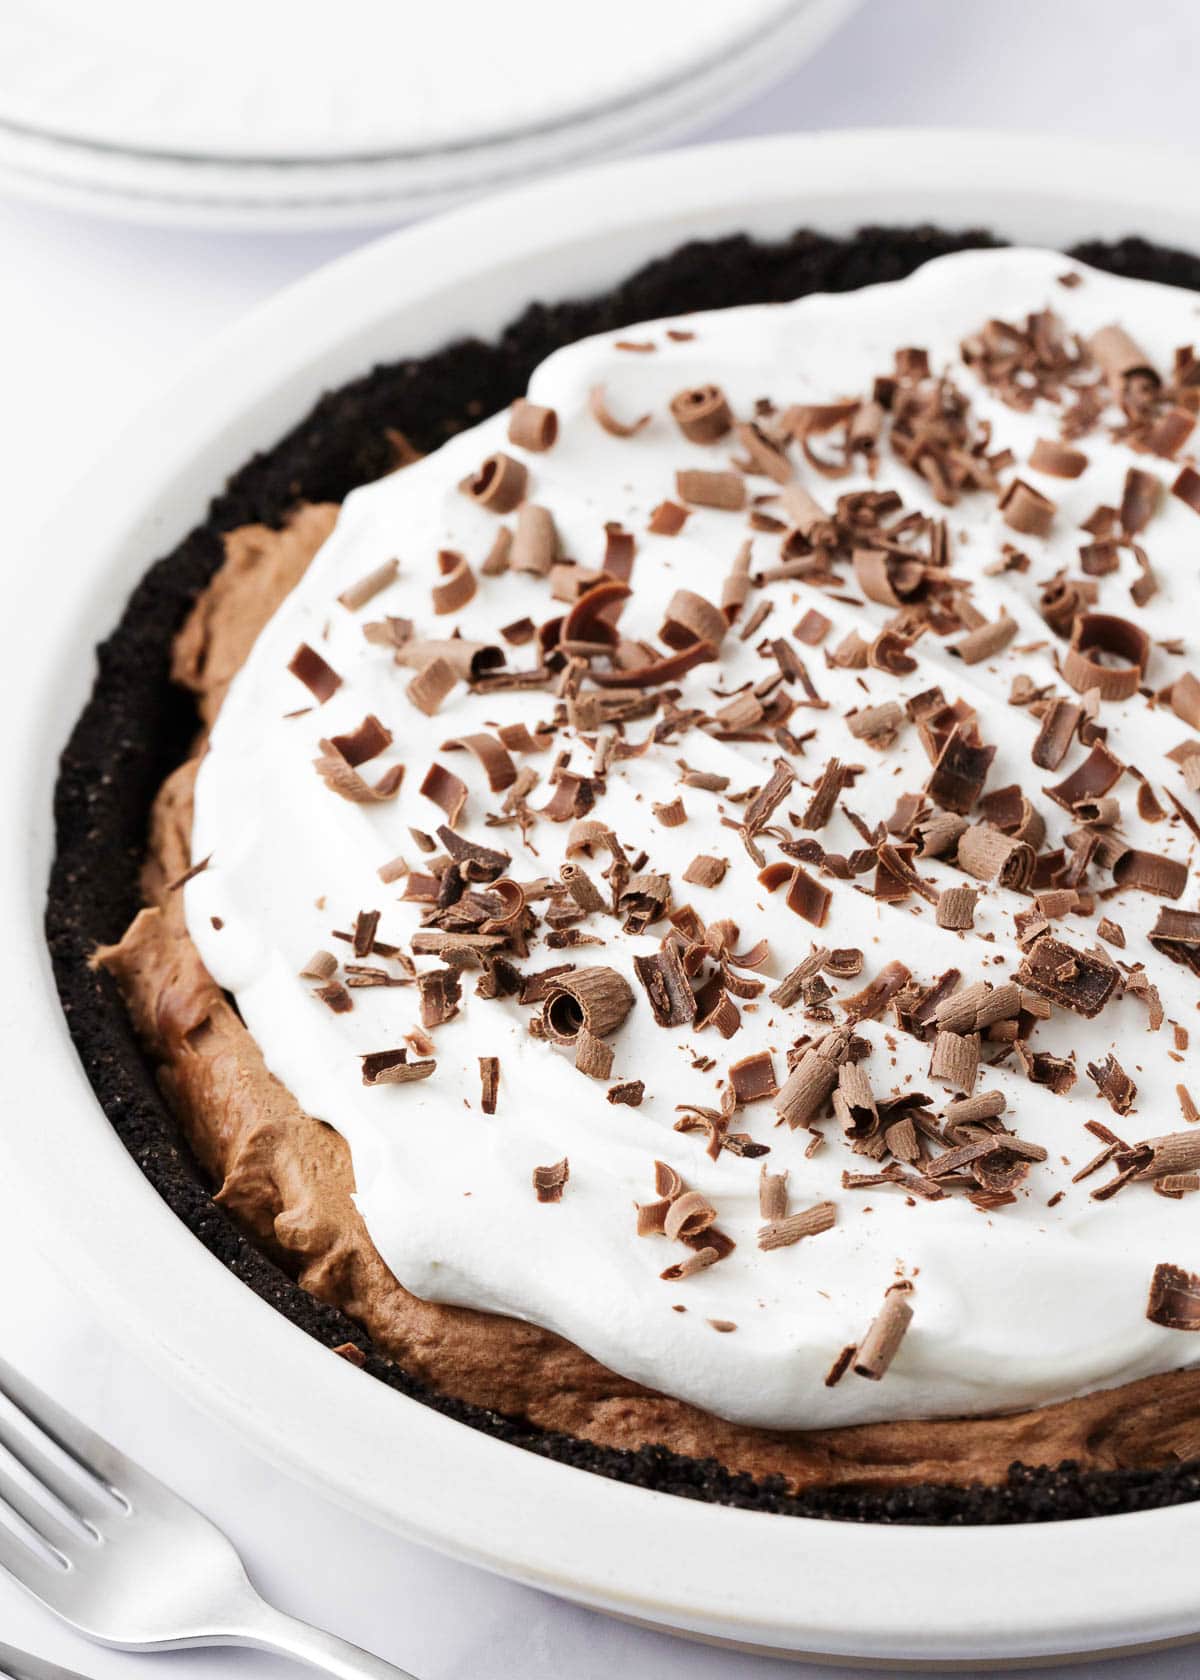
xmin=0 ymin=0 xmax=860 ymax=228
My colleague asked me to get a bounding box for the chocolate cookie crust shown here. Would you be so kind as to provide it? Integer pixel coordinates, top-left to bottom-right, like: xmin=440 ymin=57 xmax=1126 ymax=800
xmin=47 ymin=224 xmax=1200 ymax=1524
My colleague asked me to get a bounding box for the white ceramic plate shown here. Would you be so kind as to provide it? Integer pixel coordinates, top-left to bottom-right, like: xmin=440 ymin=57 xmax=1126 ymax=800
xmin=9 ymin=130 xmax=1200 ymax=1665
xmin=0 ymin=0 xmax=860 ymax=230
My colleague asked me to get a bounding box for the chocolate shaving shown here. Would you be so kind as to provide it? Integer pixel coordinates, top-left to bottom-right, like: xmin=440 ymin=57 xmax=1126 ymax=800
xmin=420 ymin=763 xmax=468 ymax=826
xmin=532 ymin=1159 xmax=570 ymax=1203
xmin=1044 ymin=742 xmax=1124 ymax=812
xmin=951 ymin=612 xmax=1017 ymax=665
xmin=361 ymin=1049 xmax=436 ymax=1086
xmin=406 ymin=656 xmax=457 ymax=716
xmin=682 ymin=854 xmax=727 ymax=888
xmin=675 ymin=469 xmax=747 ymax=511
xmin=1148 ymin=1263 xmax=1200 ymax=1329
xmin=1031 ymin=699 xmax=1082 ymax=771
xmin=758 ymin=1202 xmax=836 ymax=1251
xmin=1062 ymin=613 xmax=1150 ymax=701
xmin=607 ymin=1080 xmax=645 ymax=1107
xmin=1149 ymin=908 xmax=1200 ymax=974
xmin=729 ymin=1051 xmax=779 ymax=1106
xmin=956 ymin=823 xmax=1035 ymax=890
xmin=1172 ymin=464 xmax=1200 ymax=517
xmin=475 ymin=1057 xmax=499 ymax=1114
xmin=1029 ymin=437 xmax=1088 ymax=478
xmin=288 ymin=643 xmax=342 ymax=703
xmin=775 ymin=1029 xmax=848 ymax=1127
xmin=936 ymin=885 xmax=977 ymax=930
xmin=633 ymin=944 xmax=696 ymax=1027
xmin=1016 ymin=936 xmax=1119 ymax=1017
xmin=574 ymin=1026 xmax=614 ymax=1079
xmin=1112 ymin=848 xmax=1188 ymax=900
xmin=1086 ymin=1053 xmax=1137 ymax=1115
xmin=926 ymin=726 xmax=995 ymax=815
xmin=999 ymin=479 xmax=1056 ymax=537
xmin=647 ymin=499 xmax=688 ymax=535
xmin=314 ymin=740 xmax=404 ymax=804
xmin=1120 ymin=467 xmax=1161 ymax=535
xmin=441 ymin=732 xmax=517 ymax=793
xmin=431 ymin=550 xmax=476 ymax=615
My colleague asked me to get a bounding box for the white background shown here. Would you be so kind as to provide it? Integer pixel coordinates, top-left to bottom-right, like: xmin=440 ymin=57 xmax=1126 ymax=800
xmin=4 ymin=1 xmax=1200 ymax=1673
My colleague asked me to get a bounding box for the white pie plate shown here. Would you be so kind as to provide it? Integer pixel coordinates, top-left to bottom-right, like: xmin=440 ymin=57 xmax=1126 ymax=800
xmin=8 ymin=129 xmax=1200 ymax=1667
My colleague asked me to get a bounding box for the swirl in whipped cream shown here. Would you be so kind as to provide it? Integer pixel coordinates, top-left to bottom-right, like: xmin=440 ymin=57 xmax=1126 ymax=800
xmin=187 ymin=249 xmax=1200 ymax=1430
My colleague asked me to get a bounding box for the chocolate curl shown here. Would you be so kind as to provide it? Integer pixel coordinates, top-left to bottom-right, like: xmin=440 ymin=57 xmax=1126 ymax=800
xmin=1112 ymin=849 xmax=1189 ymax=900
xmin=314 ymin=740 xmax=404 ymax=805
xmin=1173 ymin=465 xmax=1200 ymax=517
xmin=1090 ymin=324 xmax=1159 ymax=397
xmin=669 ymin=384 xmax=732 ymax=444
xmin=1120 ymin=468 xmax=1161 ymax=536
xmin=998 ymin=478 xmax=1056 ymax=537
xmin=431 ymin=550 xmax=476 ymax=615
xmin=675 ymin=469 xmax=747 ymax=511
xmin=329 ymin=714 xmax=392 ymax=767
xmin=936 ymin=885 xmax=977 ymax=930
xmin=955 ymin=823 xmax=1035 ymax=890
xmin=1062 ymin=613 xmax=1150 ymax=701
xmin=1031 ymin=698 xmax=1082 ymax=770
xmin=930 ymin=1029 xmax=980 ymax=1093
xmin=721 ymin=539 xmax=753 ymax=620
xmin=440 ymin=732 xmax=517 ymax=793
xmin=541 ymin=967 xmax=635 ymax=1044
xmin=758 ymin=1202 xmax=837 ymax=1251
xmin=758 ymin=1165 xmax=790 ymax=1220
xmin=465 ymin=451 xmax=527 ymax=513
xmin=419 ymin=763 xmax=468 ymax=826
xmin=853 ymin=1287 xmax=914 ymax=1380
xmin=395 ymin=638 xmax=503 ymax=680
xmin=775 ymin=1029 xmax=848 ymax=1128
xmin=660 ymin=588 xmax=728 ymax=652
xmin=589 ymin=384 xmax=650 ymax=438
xmin=1170 ymin=672 xmax=1200 ymax=729
xmin=406 ymin=658 xmax=457 ymax=717
xmin=950 ymin=611 xmax=1017 ymax=665
xmin=360 ymin=1049 xmax=436 ymax=1086
xmin=664 ymin=1190 xmax=717 ymax=1241
xmin=507 ymin=399 xmax=558 ymax=452
xmin=288 ymin=643 xmax=342 ymax=703
xmin=510 ymin=503 xmax=558 ymax=576
xmin=338 ymin=557 xmax=399 ymax=612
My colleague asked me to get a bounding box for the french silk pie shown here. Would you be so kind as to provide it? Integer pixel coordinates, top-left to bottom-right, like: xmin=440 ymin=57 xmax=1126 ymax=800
xmin=51 ymin=229 xmax=1200 ymax=1523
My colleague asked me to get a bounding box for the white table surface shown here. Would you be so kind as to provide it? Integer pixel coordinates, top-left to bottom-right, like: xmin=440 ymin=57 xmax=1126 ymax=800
xmin=4 ymin=1 xmax=1200 ymax=1673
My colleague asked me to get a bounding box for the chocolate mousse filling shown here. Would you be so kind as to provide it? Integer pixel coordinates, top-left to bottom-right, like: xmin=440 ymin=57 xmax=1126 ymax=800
xmin=48 ymin=225 xmax=1200 ymax=1523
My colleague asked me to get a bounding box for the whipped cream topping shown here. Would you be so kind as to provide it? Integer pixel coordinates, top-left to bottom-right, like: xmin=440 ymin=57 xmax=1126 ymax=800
xmin=187 ymin=249 xmax=1200 ymax=1431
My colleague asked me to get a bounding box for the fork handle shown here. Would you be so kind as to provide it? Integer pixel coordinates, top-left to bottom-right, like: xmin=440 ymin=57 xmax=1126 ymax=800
xmin=228 ymin=1598 xmax=417 ymax=1678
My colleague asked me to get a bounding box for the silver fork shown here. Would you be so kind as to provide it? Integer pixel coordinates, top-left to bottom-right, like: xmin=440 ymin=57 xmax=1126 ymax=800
xmin=0 ymin=1644 xmax=94 ymax=1680
xmin=0 ymin=1353 xmax=413 ymax=1677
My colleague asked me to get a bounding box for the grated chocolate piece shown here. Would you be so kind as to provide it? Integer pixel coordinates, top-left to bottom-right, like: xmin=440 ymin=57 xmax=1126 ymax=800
xmin=361 ymin=1049 xmax=435 ymax=1086
xmin=1147 ymin=1262 xmax=1200 ymax=1330
xmin=532 ymin=1159 xmax=570 ymax=1203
